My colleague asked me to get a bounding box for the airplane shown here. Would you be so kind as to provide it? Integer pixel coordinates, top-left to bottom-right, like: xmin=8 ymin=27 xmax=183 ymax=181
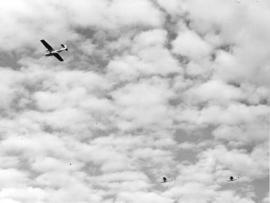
xmin=40 ymin=39 xmax=68 ymax=62
xmin=162 ymin=177 xmax=167 ymax=183
xmin=161 ymin=177 xmax=173 ymax=183
xmin=227 ymin=176 xmax=239 ymax=182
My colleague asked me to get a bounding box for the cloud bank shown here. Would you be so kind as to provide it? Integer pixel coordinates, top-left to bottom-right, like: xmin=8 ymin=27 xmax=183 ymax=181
xmin=0 ymin=0 xmax=269 ymax=202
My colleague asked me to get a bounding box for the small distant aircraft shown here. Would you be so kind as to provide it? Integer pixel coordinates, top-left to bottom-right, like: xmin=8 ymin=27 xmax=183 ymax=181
xmin=227 ymin=176 xmax=239 ymax=182
xmin=40 ymin=39 xmax=68 ymax=62
xmin=161 ymin=177 xmax=173 ymax=183
xmin=162 ymin=177 xmax=167 ymax=183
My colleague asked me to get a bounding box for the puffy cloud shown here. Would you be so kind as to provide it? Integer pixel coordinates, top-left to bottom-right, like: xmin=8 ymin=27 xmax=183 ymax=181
xmin=0 ymin=169 xmax=29 ymax=188
xmin=183 ymin=0 xmax=270 ymax=86
xmin=172 ymin=29 xmax=213 ymax=60
xmin=111 ymin=77 xmax=175 ymax=130
xmin=0 ymin=0 xmax=164 ymax=52
xmin=115 ymin=191 xmax=173 ymax=203
xmin=155 ymin=0 xmax=184 ymax=15
xmin=107 ymin=0 xmax=164 ymax=28
xmin=107 ymin=29 xmax=182 ymax=82
xmin=0 ymin=187 xmax=46 ymax=203
xmin=208 ymin=145 xmax=269 ymax=178
xmin=213 ymin=121 xmax=269 ymax=144
xmin=0 ymin=0 xmax=268 ymax=202
xmin=184 ymin=80 xmax=245 ymax=105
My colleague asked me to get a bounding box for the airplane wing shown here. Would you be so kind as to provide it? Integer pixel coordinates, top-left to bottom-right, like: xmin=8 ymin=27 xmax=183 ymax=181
xmin=53 ymin=53 xmax=64 ymax=61
xmin=40 ymin=39 xmax=54 ymax=51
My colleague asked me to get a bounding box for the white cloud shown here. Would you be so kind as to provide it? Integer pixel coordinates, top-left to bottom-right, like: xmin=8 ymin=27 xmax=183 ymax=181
xmin=185 ymin=80 xmax=245 ymax=105
xmin=108 ymin=0 xmax=164 ymax=28
xmin=0 ymin=169 xmax=29 ymax=188
xmin=0 ymin=0 xmax=164 ymax=51
xmin=172 ymin=29 xmax=213 ymax=60
xmin=213 ymin=121 xmax=269 ymax=144
xmin=208 ymin=144 xmax=269 ymax=178
xmin=155 ymin=0 xmax=184 ymax=15
xmin=0 ymin=187 xmax=46 ymax=203
xmin=176 ymin=103 xmax=269 ymax=127
xmin=112 ymin=78 xmax=174 ymax=130
xmin=262 ymin=193 xmax=270 ymax=203
xmin=107 ymin=29 xmax=182 ymax=82
xmin=0 ymin=0 xmax=268 ymax=202
xmin=115 ymin=192 xmax=173 ymax=203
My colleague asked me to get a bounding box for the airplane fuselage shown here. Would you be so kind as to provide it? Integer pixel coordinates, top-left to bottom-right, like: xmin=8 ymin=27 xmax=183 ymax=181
xmin=45 ymin=48 xmax=67 ymax=56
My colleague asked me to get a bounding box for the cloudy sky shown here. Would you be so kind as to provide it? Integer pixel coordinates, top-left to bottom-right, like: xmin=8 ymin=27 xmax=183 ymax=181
xmin=0 ymin=0 xmax=269 ymax=202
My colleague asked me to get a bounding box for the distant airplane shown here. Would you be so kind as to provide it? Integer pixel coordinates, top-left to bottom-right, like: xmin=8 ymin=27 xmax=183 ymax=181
xmin=161 ymin=176 xmax=173 ymax=183
xmin=162 ymin=177 xmax=167 ymax=183
xmin=40 ymin=39 xmax=68 ymax=61
xmin=227 ymin=176 xmax=239 ymax=182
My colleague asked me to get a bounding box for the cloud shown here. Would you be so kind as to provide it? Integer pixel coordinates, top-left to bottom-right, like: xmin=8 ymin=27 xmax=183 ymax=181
xmin=115 ymin=191 xmax=173 ymax=203
xmin=0 ymin=0 xmax=268 ymax=202
xmin=208 ymin=145 xmax=269 ymax=178
xmin=184 ymin=79 xmax=245 ymax=105
xmin=183 ymin=0 xmax=270 ymax=86
xmin=172 ymin=29 xmax=213 ymax=60
xmin=155 ymin=0 xmax=184 ymax=15
xmin=107 ymin=29 xmax=182 ymax=82
xmin=0 ymin=187 xmax=46 ymax=203
xmin=111 ymin=77 xmax=175 ymax=130
xmin=262 ymin=193 xmax=270 ymax=203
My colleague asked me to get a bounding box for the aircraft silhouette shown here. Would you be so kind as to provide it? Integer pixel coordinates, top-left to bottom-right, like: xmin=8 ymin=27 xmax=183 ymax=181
xmin=41 ymin=39 xmax=68 ymax=61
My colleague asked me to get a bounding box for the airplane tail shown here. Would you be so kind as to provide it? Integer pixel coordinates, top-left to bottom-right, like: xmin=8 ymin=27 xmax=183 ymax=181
xmin=61 ymin=44 xmax=68 ymax=51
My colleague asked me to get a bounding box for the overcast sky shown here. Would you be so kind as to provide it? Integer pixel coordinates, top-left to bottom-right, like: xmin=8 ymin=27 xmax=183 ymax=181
xmin=0 ymin=0 xmax=269 ymax=202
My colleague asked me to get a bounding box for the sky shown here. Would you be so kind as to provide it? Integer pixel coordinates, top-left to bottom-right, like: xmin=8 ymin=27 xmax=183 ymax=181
xmin=0 ymin=0 xmax=269 ymax=202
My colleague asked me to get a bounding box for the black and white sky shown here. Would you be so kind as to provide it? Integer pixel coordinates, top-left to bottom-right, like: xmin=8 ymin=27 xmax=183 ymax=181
xmin=0 ymin=0 xmax=269 ymax=202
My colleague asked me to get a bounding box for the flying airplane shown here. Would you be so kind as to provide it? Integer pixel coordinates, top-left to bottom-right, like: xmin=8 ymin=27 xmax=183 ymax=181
xmin=161 ymin=177 xmax=173 ymax=183
xmin=227 ymin=176 xmax=239 ymax=182
xmin=162 ymin=177 xmax=167 ymax=183
xmin=40 ymin=39 xmax=68 ymax=61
